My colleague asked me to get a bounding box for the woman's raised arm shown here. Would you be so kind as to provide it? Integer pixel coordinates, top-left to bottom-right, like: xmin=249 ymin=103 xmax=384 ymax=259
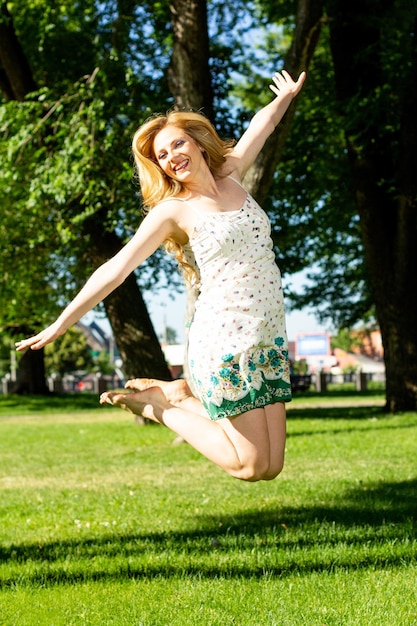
xmin=228 ymin=70 xmax=306 ymax=178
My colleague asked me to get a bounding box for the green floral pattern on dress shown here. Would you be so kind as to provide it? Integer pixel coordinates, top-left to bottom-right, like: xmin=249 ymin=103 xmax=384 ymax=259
xmin=190 ymin=336 xmax=291 ymax=420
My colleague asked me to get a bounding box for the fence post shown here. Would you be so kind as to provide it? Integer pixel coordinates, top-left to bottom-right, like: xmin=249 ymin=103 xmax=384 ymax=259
xmin=355 ymin=370 xmax=367 ymax=392
xmin=315 ymin=371 xmax=327 ymax=393
xmin=93 ymin=373 xmax=107 ymax=394
xmin=1 ymin=374 xmax=13 ymax=394
xmin=48 ymin=373 xmax=63 ymax=393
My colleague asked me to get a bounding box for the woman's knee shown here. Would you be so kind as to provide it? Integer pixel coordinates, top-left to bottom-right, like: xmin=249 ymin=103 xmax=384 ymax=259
xmin=234 ymin=455 xmax=284 ymax=482
xmin=261 ymin=459 xmax=284 ymax=481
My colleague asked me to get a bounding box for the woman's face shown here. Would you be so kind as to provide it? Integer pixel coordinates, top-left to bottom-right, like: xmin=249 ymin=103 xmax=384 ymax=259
xmin=152 ymin=125 xmax=205 ymax=182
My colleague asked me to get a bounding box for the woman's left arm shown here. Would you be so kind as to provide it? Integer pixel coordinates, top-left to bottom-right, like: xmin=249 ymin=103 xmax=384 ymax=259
xmin=229 ymin=70 xmax=306 ymax=178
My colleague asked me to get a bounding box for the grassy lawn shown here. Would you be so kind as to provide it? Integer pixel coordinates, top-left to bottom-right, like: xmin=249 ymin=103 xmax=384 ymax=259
xmin=0 ymin=391 xmax=416 ymax=625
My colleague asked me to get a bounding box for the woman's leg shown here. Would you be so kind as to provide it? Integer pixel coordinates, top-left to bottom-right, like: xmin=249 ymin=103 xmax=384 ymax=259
xmin=100 ymin=385 xmax=286 ymax=482
xmin=125 ymin=378 xmax=208 ymax=417
xmin=216 ymin=401 xmax=286 ymax=481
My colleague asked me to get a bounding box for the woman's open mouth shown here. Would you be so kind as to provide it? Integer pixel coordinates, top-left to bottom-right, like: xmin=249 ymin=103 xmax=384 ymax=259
xmin=173 ymin=159 xmax=189 ymax=173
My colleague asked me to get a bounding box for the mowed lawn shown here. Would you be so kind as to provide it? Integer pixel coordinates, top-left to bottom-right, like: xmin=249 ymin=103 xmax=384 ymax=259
xmin=0 ymin=391 xmax=416 ymax=626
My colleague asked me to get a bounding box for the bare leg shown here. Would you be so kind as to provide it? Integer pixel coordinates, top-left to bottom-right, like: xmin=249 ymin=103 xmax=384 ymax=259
xmin=100 ymin=388 xmax=286 ymax=482
xmin=125 ymin=378 xmax=209 ymax=417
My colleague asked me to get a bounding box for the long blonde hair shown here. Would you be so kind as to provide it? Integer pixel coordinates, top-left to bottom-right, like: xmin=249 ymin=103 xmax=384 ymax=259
xmin=132 ymin=111 xmax=235 ymax=283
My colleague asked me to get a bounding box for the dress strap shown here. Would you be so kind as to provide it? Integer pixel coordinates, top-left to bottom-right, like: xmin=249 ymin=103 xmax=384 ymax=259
xmin=227 ymin=175 xmax=246 ymax=190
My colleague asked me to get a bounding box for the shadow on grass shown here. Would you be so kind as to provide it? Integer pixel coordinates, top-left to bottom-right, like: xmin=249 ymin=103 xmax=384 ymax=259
xmin=288 ymin=404 xmax=386 ymax=423
xmin=293 ymin=388 xmax=385 ymax=400
xmin=0 ymin=393 xmax=104 ymax=415
xmin=1 ymin=478 xmax=415 ymax=587
xmin=0 ymin=390 xmax=386 ymax=416
xmin=286 ymin=404 xmax=417 ymax=439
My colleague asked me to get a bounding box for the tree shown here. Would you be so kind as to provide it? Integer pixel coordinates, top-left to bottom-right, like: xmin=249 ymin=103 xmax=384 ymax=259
xmin=0 ymin=0 xmax=175 ymax=389
xmin=4 ymin=0 xmax=415 ymax=411
xmin=331 ymin=329 xmax=362 ymax=354
xmin=324 ymin=1 xmax=417 ymax=411
xmin=241 ymin=1 xmax=417 ymax=411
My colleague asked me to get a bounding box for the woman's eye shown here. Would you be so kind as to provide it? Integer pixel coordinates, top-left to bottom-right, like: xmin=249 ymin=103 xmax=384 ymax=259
xmin=175 ymin=139 xmax=185 ymax=147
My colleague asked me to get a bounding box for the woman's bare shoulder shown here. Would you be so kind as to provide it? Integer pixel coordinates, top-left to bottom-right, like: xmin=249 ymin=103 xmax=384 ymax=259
xmin=152 ymin=196 xmax=190 ymax=210
xmin=149 ymin=197 xmax=195 ymax=242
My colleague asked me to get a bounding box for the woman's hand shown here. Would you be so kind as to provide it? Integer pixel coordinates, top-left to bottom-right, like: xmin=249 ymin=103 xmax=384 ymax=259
xmin=269 ymin=70 xmax=306 ymax=100
xmin=15 ymin=321 xmax=65 ymax=352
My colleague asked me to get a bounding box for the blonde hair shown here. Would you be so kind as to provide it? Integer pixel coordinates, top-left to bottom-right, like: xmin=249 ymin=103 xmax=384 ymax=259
xmin=132 ymin=110 xmax=235 ymax=284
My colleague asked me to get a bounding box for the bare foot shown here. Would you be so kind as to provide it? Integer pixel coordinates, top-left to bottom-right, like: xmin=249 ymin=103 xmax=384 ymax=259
xmin=125 ymin=378 xmax=194 ymax=406
xmin=99 ymin=387 xmax=170 ymax=423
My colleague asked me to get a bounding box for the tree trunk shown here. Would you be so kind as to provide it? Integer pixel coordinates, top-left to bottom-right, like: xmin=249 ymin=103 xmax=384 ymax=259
xmin=86 ymin=226 xmax=172 ymax=380
xmin=12 ymin=348 xmax=49 ymax=394
xmin=243 ymin=0 xmax=324 ymax=201
xmin=0 ymin=2 xmax=38 ymax=100
xmin=166 ymin=0 xmax=214 ymax=387
xmin=168 ymin=0 xmax=214 ymax=121
xmin=328 ymin=2 xmax=417 ymax=411
xmin=103 ymin=274 xmax=172 ymax=380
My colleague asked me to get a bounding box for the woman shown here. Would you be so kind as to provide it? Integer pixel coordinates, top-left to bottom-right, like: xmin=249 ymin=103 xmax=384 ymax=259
xmin=16 ymin=69 xmax=306 ymax=481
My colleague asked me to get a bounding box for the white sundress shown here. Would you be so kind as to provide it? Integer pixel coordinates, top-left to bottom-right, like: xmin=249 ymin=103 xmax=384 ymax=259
xmin=182 ymin=178 xmax=292 ymax=420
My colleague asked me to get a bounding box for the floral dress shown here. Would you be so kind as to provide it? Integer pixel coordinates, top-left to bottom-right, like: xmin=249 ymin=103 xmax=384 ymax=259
xmin=183 ymin=179 xmax=292 ymax=420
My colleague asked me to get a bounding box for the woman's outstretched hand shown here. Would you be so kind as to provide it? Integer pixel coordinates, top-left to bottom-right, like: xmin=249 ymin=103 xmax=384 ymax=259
xmin=15 ymin=322 xmax=64 ymax=352
xmin=269 ymin=70 xmax=306 ymax=100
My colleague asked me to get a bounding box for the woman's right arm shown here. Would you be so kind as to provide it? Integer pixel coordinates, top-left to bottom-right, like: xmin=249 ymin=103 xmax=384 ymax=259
xmin=15 ymin=206 xmax=179 ymax=351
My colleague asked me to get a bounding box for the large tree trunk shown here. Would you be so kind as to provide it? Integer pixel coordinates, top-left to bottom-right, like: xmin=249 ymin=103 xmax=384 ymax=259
xmin=168 ymin=0 xmax=214 ymax=122
xmin=12 ymin=348 xmax=49 ymax=394
xmin=86 ymin=226 xmax=172 ymax=380
xmin=167 ymin=0 xmax=213 ymax=388
xmin=328 ymin=3 xmax=417 ymax=411
xmin=103 ymin=275 xmax=172 ymax=380
xmin=0 ymin=2 xmax=37 ymax=100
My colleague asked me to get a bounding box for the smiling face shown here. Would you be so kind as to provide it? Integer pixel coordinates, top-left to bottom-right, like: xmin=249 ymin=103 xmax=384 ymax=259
xmin=152 ymin=125 xmax=206 ymax=183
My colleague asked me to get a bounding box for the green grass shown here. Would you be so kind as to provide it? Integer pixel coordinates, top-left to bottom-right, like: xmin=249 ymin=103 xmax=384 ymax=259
xmin=0 ymin=392 xmax=416 ymax=625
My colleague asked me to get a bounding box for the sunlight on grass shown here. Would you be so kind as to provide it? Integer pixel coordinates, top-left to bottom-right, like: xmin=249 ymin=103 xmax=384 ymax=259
xmin=0 ymin=392 xmax=416 ymax=625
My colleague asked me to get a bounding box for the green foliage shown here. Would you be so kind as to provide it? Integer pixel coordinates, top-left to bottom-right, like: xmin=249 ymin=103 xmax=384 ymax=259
xmin=0 ymin=333 xmax=12 ymax=377
xmin=0 ymin=0 xmax=258 ymax=338
xmin=331 ymin=328 xmax=363 ymax=353
xmin=44 ymin=326 xmax=94 ymax=376
xmin=0 ymin=0 xmax=176 ymax=334
xmin=331 ymin=328 xmax=354 ymax=353
xmin=262 ymin=23 xmax=373 ymax=328
xmin=92 ymin=349 xmax=115 ymax=376
xmin=160 ymin=325 xmax=178 ymax=344
xmin=0 ymin=394 xmax=415 ymax=624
